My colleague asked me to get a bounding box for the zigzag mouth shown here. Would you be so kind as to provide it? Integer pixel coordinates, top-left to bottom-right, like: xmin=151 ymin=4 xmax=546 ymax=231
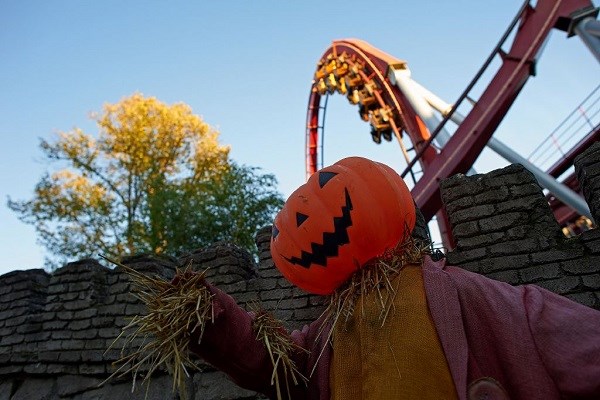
xmin=284 ymin=188 xmax=353 ymax=269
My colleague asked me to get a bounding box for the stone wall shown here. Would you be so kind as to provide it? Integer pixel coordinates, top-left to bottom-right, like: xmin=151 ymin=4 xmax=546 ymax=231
xmin=0 ymin=236 xmax=324 ymax=400
xmin=440 ymin=142 xmax=600 ymax=308
xmin=0 ymin=142 xmax=599 ymax=399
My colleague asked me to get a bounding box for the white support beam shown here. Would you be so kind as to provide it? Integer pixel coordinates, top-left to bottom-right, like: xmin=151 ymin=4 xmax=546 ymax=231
xmin=388 ymin=66 xmax=477 ymax=175
xmin=574 ymin=17 xmax=600 ymax=64
xmin=395 ymin=74 xmax=593 ymax=220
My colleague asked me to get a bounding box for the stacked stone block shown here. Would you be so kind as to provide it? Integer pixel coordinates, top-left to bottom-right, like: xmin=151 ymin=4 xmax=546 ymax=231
xmin=0 ymin=268 xmax=49 ymax=375
xmin=441 ymin=157 xmax=600 ymax=308
xmin=0 ymin=256 xmax=182 ymax=399
xmin=575 ymin=141 xmax=600 ymax=224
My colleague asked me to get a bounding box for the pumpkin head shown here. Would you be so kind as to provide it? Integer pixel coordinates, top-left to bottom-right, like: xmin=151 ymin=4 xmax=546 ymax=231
xmin=270 ymin=157 xmax=416 ymax=295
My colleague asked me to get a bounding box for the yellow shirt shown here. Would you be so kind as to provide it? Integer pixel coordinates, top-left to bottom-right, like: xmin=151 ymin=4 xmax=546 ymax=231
xmin=330 ymin=264 xmax=458 ymax=400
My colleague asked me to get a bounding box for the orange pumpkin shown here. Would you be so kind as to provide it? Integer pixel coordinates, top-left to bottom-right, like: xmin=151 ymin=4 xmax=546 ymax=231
xmin=270 ymin=157 xmax=416 ymax=295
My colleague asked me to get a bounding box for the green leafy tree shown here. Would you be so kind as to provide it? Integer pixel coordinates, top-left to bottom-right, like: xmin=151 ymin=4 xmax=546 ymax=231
xmin=8 ymin=93 xmax=283 ymax=268
xmin=150 ymin=163 xmax=283 ymax=255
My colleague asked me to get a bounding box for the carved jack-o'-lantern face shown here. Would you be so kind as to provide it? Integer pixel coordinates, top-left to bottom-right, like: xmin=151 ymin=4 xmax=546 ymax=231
xmin=270 ymin=157 xmax=415 ymax=295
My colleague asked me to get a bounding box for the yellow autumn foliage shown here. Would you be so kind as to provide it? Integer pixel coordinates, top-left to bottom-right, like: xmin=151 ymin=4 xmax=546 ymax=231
xmin=9 ymin=93 xmax=257 ymax=268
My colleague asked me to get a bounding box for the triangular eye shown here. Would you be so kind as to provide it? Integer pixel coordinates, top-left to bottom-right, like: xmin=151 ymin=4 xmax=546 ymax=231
xmin=319 ymin=171 xmax=338 ymax=188
xmin=272 ymin=225 xmax=279 ymax=239
xmin=296 ymin=212 xmax=308 ymax=227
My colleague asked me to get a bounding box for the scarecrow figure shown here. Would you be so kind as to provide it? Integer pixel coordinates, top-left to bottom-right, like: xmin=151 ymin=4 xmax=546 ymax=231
xmin=119 ymin=157 xmax=600 ymax=400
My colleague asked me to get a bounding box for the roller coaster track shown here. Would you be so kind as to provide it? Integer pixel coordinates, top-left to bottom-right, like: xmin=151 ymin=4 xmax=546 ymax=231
xmin=305 ymin=0 xmax=598 ymax=246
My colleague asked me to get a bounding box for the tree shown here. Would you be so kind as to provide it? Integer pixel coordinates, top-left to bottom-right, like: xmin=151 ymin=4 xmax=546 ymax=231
xmin=8 ymin=93 xmax=283 ymax=268
xmin=150 ymin=163 xmax=284 ymax=256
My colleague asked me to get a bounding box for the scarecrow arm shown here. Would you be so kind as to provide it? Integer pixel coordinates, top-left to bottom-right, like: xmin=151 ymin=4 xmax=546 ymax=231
xmin=525 ymin=284 xmax=600 ymax=397
xmin=187 ymin=281 xmax=309 ymax=399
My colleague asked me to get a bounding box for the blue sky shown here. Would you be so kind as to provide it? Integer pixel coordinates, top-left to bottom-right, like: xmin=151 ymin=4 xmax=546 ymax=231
xmin=1 ymin=0 xmax=598 ymax=274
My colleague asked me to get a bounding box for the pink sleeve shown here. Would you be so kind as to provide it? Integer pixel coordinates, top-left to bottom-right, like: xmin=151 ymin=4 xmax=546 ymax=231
xmin=187 ymin=282 xmax=310 ymax=398
xmin=524 ymin=284 xmax=600 ymax=397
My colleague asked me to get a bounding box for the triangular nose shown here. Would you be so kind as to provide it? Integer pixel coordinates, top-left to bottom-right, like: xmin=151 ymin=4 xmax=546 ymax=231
xmin=296 ymin=212 xmax=309 ymax=227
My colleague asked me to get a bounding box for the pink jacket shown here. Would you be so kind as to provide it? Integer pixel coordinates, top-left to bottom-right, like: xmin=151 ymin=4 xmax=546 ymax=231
xmin=189 ymin=256 xmax=600 ymax=399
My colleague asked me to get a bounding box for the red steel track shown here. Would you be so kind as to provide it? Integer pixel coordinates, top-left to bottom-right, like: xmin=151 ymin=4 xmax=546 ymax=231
xmin=305 ymin=0 xmax=596 ymax=229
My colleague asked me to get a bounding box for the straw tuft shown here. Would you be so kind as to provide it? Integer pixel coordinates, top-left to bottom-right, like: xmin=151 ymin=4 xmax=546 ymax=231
xmin=101 ymin=256 xmax=213 ymax=399
xmin=251 ymin=307 xmax=308 ymax=400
